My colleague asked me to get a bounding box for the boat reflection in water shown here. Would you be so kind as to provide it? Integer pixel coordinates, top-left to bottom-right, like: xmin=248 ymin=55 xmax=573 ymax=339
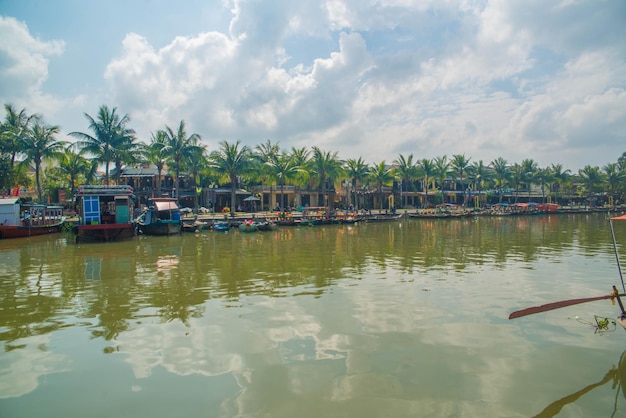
xmin=534 ymin=350 xmax=626 ymax=418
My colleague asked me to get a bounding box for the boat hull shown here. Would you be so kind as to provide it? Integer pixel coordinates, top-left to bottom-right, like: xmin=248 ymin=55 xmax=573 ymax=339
xmin=0 ymin=223 xmax=63 ymax=239
xmin=74 ymin=223 xmax=135 ymax=242
xmin=137 ymin=220 xmax=182 ymax=236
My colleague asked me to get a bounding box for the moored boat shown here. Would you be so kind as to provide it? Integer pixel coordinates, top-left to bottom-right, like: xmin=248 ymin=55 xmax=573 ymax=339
xmin=72 ymin=185 xmax=136 ymax=242
xmin=135 ymin=198 xmax=182 ymax=236
xmin=239 ymin=220 xmax=258 ymax=232
xmin=213 ymin=221 xmax=230 ymax=232
xmin=0 ymin=198 xmax=65 ymax=239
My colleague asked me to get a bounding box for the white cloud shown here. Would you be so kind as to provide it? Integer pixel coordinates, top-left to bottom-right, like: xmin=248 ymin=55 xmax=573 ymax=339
xmin=0 ymin=16 xmax=65 ymax=118
xmin=2 ymin=0 xmax=626 ymax=170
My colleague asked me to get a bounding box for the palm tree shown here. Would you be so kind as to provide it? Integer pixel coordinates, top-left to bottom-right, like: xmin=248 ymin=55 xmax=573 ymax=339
xmin=267 ymin=152 xmax=299 ymax=210
xmin=509 ymin=163 xmax=523 ymax=203
xmin=417 ymin=158 xmax=436 ymax=208
xmin=111 ymin=132 xmax=141 ymax=184
xmin=451 ymin=154 xmax=471 ymax=206
xmin=369 ymin=161 xmax=394 ymax=210
xmin=520 ymin=159 xmax=538 ymax=202
xmin=534 ymin=167 xmax=553 ymax=204
xmin=467 ymin=160 xmax=493 ymax=208
xmin=392 ymin=154 xmax=418 ymax=208
xmin=309 ymin=146 xmax=343 ymax=209
xmin=578 ymin=165 xmax=605 ymax=207
xmin=344 ymin=157 xmax=369 ymax=210
xmin=2 ymin=104 xmax=35 ymax=193
xmin=21 ymin=117 xmax=65 ymax=202
xmin=549 ymin=164 xmax=571 ymax=204
xmin=209 ymin=140 xmax=252 ymax=213
xmin=255 ymin=140 xmax=280 ymax=209
xmin=490 ymin=157 xmax=509 ymax=204
xmin=603 ymin=163 xmax=625 ymax=206
xmin=161 ymin=120 xmax=202 ymax=199
xmin=185 ymin=144 xmax=208 ymax=208
xmin=288 ymin=146 xmax=311 ymax=208
xmin=143 ymin=130 xmax=168 ymax=197
xmin=433 ymin=155 xmax=451 ymax=205
xmin=55 ymin=148 xmax=96 ymax=198
xmin=69 ymin=105 xmax=135 ymax=186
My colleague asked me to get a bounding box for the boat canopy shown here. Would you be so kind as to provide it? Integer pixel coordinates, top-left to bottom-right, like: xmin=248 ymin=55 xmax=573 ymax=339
xmin=154 ymin=200 xmax=179 ymax=211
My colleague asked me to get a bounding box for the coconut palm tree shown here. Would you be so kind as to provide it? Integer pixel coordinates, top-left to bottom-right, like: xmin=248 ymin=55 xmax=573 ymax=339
xmin=534 ymin=167 xmax=553 ymax=204
xmin=603 ymin=163 xmax=625 ymax=206
xmin=467 ymin=160 xmax=493 ymax=208
xmin=209 ymin=140 xmax=252 ymax=213
xmin=69 ymin=105 xmax=135 ymax=186
xmin=309 ymin=146 xmax=343 ymax=209
xmin=451 ymin=154 xmax=471 ymax=206
xmin=267 ymin=152 xmax=300 ymax=210
xmin=490 ymin=157 xmax=509 ymax=204
xmin=548 ymin=163 xmax=571 ymax=204
xmin=417 ymin=158 xmax=436 ymax=208
xmin=344 ymin=157 xmax=369 ymax=210
xmin=55 ymin=148 xmax=96 ymax=198
xmin=578 ymin=165 xmax=605 ymax=207
xmin=2 ymin=104 xmax=35 ymax=193
xmin=369 ymin=161 xmax=394 ymax=210
xmin=392 ymin=153 xmax=418 ymax=208
xmin=288 ymin=146 xmax=311 ymax=208
xmin=184 ymin=144 xmax=208 ymax=208
xmin=520 ymin=159 xmax=538 ymax=202
xmin=254 ymin=140 xmax=280 ymax=209
xmin=161 ymin=120 xmax=202 ymax=199
xmin=509 ymin=163 xmax=524 ymax=203
xmin=433 ymin=155 xmax=451 ymax=205
xmin=143 ymin=130 xmax=168 ymax=197
xmin=111 ymin=132 xmax=141 ymax=184
xmin=21 ymin=117 xmax=65 ymax=202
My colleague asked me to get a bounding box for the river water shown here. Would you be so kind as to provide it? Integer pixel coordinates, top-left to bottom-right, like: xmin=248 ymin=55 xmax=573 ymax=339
xmin=1 ymin=213 xmax=626 ymax=417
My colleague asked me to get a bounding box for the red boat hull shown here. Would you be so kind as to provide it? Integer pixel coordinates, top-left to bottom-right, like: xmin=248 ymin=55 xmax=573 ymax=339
xmin=0 ymin=224 xmax=62 ymax=239
xmin=75 ymin=223 xmax=135 ymax=242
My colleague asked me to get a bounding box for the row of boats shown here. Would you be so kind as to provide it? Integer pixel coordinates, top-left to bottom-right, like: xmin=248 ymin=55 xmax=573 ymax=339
xmin=0 ymin=185 xmax=610 ymax=242
xmin=0 ymin=186 xmax=404 ymax=242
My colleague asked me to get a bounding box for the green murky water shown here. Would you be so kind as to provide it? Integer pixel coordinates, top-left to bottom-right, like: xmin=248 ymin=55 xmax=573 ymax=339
xmin=1 ymin=213 xmax=626 ymax=417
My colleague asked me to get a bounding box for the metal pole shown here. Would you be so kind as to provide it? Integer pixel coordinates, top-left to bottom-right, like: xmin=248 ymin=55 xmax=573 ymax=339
xmin=609 ymin=214 xmax=626 ymax=293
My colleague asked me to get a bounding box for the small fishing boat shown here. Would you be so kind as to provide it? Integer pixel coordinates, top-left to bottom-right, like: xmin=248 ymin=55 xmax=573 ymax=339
xmin=72 ymin=185 xmax=136 ymax=242
xmin=135 ymin=198 xmax=182 ymax=236
xmin=213 ymin=221 xmax=230 ymax=232
xmin=509 ymin=212 xmax=626 ymax=330
xmin=182 ymin=220 xmax=210 ymax=233
xmin=0 ymin=198 xmax=65 ymax=239
xmin=256 ymin=220 xmax=277 ymax=231
xmin=239 ymin=220 xmax=258 ymax=232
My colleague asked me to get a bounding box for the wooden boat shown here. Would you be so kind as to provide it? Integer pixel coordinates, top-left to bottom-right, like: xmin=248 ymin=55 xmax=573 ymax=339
xmin=0 ymin=198 xmax=65 ymax=239
xmin=213 ymin=221 xmax=230 ymax=232
xmin=72 ymin=185 xmax=136 ymax=242
xmin=135 ymin=198 xmax=182 ymax=236
xmin=256 ymin=220 xmax=277 ymax=231
xmin=509 ymin=213 xmax=626 ymax=330
xmin=182 ymin=220 xmax=210 ymax=233
xmin=361 ymin=214 xmax=403 ymax=222
xmin=239 ymin=220 xmax=258 ymax=232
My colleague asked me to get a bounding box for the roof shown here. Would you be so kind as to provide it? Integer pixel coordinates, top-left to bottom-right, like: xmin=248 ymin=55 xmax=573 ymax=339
xmin=0 ymin=198 xmax=20 ymax=206
xmin=153 ymin=199 xmax=180 ymax=211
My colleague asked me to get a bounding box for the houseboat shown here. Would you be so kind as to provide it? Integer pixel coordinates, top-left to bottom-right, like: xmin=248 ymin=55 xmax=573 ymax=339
xmin=0 ymin=198 xmax=65 ymax=239
xmin=72 ymin=185 xmax=135 ymax=242
xmin=135 ymin=198 xmax=182 ymax=236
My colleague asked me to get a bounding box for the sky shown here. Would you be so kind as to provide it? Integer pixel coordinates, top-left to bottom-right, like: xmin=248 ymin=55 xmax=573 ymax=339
xmin=0 ymin=0 xmax=625 ymax=172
